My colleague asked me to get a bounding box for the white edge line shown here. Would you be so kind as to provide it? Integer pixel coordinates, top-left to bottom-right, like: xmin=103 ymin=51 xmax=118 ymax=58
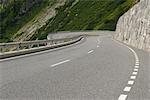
xmin=113 ymin=39 xmax=140 ymax=100
xmin=118 ymin=94 xmax=128 ymax=100
xmin=132 ymin=72 xmax=138 ymax=75
xmin=134 ymin=68 xmax=138 ymax=71
xmin=135 ymin=65 xmax=139 ymax=68
xmin=130 ymin=76 xmax=136 ymax=79
xmin=51 ymin=59 xmax=70 ymax=67
xmin=128 ymin=80 xmax=134 ymax=85
xmin=135 ymin=63 xmax=139 ymax=66
xmin=124 ymin=86 xmax=131 ymax=92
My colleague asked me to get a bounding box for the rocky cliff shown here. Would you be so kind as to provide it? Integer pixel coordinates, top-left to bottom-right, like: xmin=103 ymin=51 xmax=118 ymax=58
xmin=115 ymin=0 xmax=150 ymax=51
xmin=1 ymin=0 xmax=136 ymax=43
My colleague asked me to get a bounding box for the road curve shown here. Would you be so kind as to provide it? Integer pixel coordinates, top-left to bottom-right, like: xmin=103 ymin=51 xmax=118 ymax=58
xmin=0 ymin=31 xmax=149 ymax=100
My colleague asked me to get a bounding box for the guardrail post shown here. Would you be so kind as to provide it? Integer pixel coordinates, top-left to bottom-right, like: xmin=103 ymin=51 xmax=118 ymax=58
xmin=28 ymin=44 xmax=31 ymax=49
xmin=51 ymin=41 xmax=54 ymax=45
xmin=0 ymin=46 xmax=3 ymax=53
xmin=37 ymin=44 xmax=39 ymax=47
xmin=44 ymin=43 xmax=47 ymax=46
xmin=17 ymin=44 xmax=20 ymax=51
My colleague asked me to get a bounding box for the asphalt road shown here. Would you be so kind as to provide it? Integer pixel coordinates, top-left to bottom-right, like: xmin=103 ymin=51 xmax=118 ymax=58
xmin=0 ymin=31 xmax=149 ymax=100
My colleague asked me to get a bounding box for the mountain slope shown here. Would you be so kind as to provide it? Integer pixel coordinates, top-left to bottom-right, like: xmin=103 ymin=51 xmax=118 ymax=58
xmin=31 ymin=0 xmax=137 ymax=40
xmin=0 ymin=0 xmax=59 ymax=42
xmin=0 ymin=0 xmax=137 ymax=42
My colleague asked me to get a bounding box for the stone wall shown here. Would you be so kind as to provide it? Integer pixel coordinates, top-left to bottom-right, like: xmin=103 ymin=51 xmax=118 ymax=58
xmin=115 ymin=0 xmax=150 ymax=52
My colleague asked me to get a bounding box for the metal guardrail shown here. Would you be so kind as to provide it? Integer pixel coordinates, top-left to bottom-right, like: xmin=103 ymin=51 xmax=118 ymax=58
xmin=0 ymin=35 xmax=83 ymax=59
xmin=0 ymin=35 xmax=83 ymax=53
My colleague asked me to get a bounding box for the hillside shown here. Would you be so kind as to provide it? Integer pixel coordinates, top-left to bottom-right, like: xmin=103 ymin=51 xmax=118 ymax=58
xmin=0 ymin=0 xmax=59 ymax=42
xmin=0 ymin=0 xmax=137 ymax=42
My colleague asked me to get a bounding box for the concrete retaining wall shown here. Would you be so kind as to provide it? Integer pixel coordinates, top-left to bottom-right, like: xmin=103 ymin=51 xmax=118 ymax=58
xmin=115 ymin=0 xmax=150 ymax=51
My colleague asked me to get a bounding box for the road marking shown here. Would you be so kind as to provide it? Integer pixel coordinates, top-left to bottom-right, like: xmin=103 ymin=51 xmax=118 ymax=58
xmin=132 ymin=72 xmax=138 ymax=75
xmin=130 ymin=76 xmax=136 ymax=80
xmin=135 ymin=63 xmax=139 ymax=66
xmin=97 ymin=45 xmax=99 ymax=48
xmin=81 ymin=38 xmax=84 ymax=41
xmin=88 ymin=50 xmax=94 ymax=54
xmin=118 ymin=94 xmax=128 ymax=100
xmin=51 ymin=59 xmax=70 ymax=67
xmin=134 ymin=68 xmax=138 ymax=71
xmin=135 ymin=65 xmax=139 ymax=68
xmin=97 ymin=39 xmax=100 ymax=43
xmin=124 ymin=86 xmax=131 ymax=92
xmin=128 ymin=80 xmax=134 ymax=85
xmin=136 ymin=63 xmax=139 ymax=65
xmin=113 ymin=39 xmax=140 ymax=100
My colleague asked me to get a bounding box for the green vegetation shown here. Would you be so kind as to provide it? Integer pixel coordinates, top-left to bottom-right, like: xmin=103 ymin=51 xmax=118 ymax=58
xmin=0 ymin=0 xmax=136 ymax=42
xmin=0 ymin=0 xmax=54 ymax=42
xmin=32 ymin=0 xmax=136 ymax=40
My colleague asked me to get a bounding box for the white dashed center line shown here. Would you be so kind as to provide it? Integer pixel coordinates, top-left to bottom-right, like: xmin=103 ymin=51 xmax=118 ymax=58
xmin=88 ymin=50 xmax=94 ymax=54
xmin=97 ymin=38 xmax=100 ymax=48
xmin=51 ymin=59 xmax=70 ymax=67
xmin=97 ymin=39 xmax=100 ymax=43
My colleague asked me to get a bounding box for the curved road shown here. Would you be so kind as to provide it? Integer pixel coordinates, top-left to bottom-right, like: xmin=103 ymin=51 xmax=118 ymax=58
xmin=0 ymin=31 xmax=150 ymax=100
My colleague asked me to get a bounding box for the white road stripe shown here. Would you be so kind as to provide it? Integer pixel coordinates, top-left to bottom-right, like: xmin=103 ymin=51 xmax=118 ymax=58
xmin=88 ymin=50 xmax=94 ymax=54
xmin=97 ymin=45 xmax=99 ymax=48
xmin=135 ymin=57 xmax=138 ymax=59
xmin=132 ymin=72 xmax=138 ymax=75
xmin=97 ymin=39 xmax=100 ymax=43
xmin=134 ymin=65 xmax=139 ymax=68
xmin=124 ymin=86 xmax=131 ymax=92
xmin=130 ymin=76 xmax=136 ymax=80
xmin=135 ymin=63 xmax=139 ymax=66
xmin=128 ymin=80 xmax=134 ymax=85
xmin=118 ymin=94 xmax=128 ymax=100
xmin=114 ymin=39 xmax=140 ymax=100
xmin=51 ymin=59 xmax=70 ymax=67
xmin=134 ymin=68 xmax=138 ymax=71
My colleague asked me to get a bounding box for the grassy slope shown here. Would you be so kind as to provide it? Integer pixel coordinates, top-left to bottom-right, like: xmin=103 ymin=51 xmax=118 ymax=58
xmin=0 ymin=0 xmax=53 ymax=42
xmin=31 ymin=0 xmax=136 ymax=40
xmin=0 ymin=0 xmax=136 ymax=42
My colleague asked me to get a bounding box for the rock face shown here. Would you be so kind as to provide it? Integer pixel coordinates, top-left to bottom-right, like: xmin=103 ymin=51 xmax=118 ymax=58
xmin=115 ymin=0 xmax=150 ymax=51
xmin=12 ymin=0 xmax=66 ymax=42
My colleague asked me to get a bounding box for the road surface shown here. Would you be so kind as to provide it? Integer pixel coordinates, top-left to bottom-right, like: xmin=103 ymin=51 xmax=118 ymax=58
xmin=0 ymin=31 xmax=150 ymax=100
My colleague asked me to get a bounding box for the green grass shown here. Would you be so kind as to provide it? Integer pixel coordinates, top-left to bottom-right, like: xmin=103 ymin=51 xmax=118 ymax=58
xmin=0 ymin=0 xmax=55 ymax=43
xmin=1 ymin=0 xmax=136 ymax=42
xmin=32 ymin=0 xmax=136 ymax=40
